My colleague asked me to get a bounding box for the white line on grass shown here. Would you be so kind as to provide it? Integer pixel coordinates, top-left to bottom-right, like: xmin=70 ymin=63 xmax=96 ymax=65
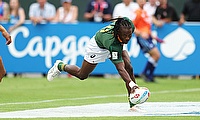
xmin=0 ymin=88 xmax=200 ymax=106
xmin=0 ymin=102 xmax=200 ymax=118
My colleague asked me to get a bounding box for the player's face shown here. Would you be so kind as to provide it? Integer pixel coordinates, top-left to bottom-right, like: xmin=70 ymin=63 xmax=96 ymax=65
xmin=117 ymin=27 xmax=132 ymax=44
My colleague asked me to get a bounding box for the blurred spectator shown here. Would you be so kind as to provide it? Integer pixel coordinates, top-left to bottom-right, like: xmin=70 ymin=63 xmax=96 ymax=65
xmin=144 ymin=0 xmax=159 ymax=17
xmin=112 ymin=0 xmax=138 ymax=20
xmin=29 ymin=0 xmax=56 ymax=24
xmin=8 ymin=0 xmax=25 ymax=32
xmin=152 ymin=0 xmax=179 ymax=27
xmin=84 ymin=0 xmax=112 ymax=22
xmin=0 ymin=0 xmax=9 ymax=21
xmin=179 ymin=0 xmax=200 ymax=25
xmin=54 ymin=0 xmax=78 ymax=23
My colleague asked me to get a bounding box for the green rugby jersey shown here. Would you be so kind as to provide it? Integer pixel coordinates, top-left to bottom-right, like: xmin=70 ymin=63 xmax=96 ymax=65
xmin=95 ymin=23 xmax=123 ymax=64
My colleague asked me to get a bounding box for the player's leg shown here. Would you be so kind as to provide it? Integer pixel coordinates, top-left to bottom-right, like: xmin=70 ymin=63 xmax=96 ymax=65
xmin=138 ymin=37 xmax=160 ymax=82
xmin=147 ymin=47 xmax=160 ymax=82
xmin=0 ymin=57 xmax=6 ymax=82
xmin=136 ymin=37 xmax=151 ymax=82
xmin=61 ymin=60 xmax=97 ymax=80
xmin=47 ymin=36 xmax=107 ymax=81
xmin=47 ymin=60 xmax=97 ymax=81
xmin=148 ymin=47 xmax=160 ymax=63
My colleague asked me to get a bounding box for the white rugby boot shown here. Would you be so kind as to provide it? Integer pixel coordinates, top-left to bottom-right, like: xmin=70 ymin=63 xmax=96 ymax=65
xmin=47 ymin=60 xmax=62 ymax=81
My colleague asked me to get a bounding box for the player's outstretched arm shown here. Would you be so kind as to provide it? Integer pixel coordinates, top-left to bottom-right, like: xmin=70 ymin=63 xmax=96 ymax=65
xmin=115 ymin=62 xmax=138 ymax=94
xmin=0 ymin=25 xmax=12 ymax=45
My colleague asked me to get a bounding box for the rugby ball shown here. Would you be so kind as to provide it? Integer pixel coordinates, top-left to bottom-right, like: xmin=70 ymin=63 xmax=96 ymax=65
xmin=130 ymin=87 xmax=150 ymax=105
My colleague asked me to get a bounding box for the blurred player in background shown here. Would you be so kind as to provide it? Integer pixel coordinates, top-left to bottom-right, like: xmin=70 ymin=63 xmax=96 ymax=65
xmin=0 ymin=25 xmax=12 ymax=82
xmin=47 ymin=17 xmax=139 ymax=109
xmin=133 ymin=0 xmax=162 ymax=82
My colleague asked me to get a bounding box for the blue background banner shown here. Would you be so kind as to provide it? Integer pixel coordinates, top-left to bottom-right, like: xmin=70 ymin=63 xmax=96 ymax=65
xmin=0 ymin=22 xmax=199 ymax=75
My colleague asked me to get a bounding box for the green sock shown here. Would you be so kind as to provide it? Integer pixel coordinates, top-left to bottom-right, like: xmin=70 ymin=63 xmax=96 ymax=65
xmin=58 ymin=62 xmax=65 ymax=71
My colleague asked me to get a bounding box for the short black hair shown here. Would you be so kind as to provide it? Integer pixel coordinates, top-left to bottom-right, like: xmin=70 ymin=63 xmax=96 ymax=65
xmin=104 ymin=17 xmax=134 ymax=39
xmin=113 ymin=18 xmax=133 ymax=39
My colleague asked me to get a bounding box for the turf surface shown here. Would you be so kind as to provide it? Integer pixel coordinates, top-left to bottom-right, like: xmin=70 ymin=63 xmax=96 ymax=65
xmin=0 ymin=76 xmax=199 ymax=119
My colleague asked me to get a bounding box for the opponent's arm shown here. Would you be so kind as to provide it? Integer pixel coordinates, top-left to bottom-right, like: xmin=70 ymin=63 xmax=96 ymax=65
xmin=0 ymin=25 xmax=12 ymax=45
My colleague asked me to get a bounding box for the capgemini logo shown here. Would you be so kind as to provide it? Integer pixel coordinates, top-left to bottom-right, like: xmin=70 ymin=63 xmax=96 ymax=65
xmin=160 ymin=27 xmax=196 ymax=61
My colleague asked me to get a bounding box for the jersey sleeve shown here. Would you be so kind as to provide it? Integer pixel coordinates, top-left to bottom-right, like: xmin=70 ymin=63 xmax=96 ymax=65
xmin=132 ymin=10 xmax=140 ymax=28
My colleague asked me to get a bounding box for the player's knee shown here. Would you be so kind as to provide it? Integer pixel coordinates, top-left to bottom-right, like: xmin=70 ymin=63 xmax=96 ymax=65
xmin=155 ymin=50 xmax=161 ymax=59
xmin=157 ymin=52 xmax=161 ymax=59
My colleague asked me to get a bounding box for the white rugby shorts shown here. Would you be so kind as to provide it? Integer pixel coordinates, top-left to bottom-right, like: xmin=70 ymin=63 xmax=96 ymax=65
xmin=84 ymin=36 xmax=111 ymax=64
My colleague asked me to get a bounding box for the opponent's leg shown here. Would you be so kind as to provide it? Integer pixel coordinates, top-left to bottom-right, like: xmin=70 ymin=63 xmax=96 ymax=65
xmin=147 ymin=47 xmax=160 ymax=82
xmin=141 ymin=61 xmax=151 ymax=82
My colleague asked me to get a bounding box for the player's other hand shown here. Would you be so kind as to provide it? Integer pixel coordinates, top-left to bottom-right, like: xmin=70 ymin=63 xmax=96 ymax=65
xmin=156 ymin=38 xmax=164 ymax=43
xmin=2 ymin=31 xmax=12 ymax=45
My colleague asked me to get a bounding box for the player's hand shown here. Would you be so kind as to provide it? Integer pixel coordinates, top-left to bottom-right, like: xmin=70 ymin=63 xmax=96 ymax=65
xmin=130 ymin=85 xmax=139 ymax=93
xmin=2 ymin=31 xmax=12 ymax=45
xmin=151 ymin=35 xmax=165 ymax=43
xmin=140 ymin=32 xmax=149 ymax=40
xmin=156 ymin=38 xmax=164 ymax=43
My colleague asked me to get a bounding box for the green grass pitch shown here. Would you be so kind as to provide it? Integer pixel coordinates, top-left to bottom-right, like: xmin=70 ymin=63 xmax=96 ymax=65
xmin=0 ymin=76 xmax=200 ymax=120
